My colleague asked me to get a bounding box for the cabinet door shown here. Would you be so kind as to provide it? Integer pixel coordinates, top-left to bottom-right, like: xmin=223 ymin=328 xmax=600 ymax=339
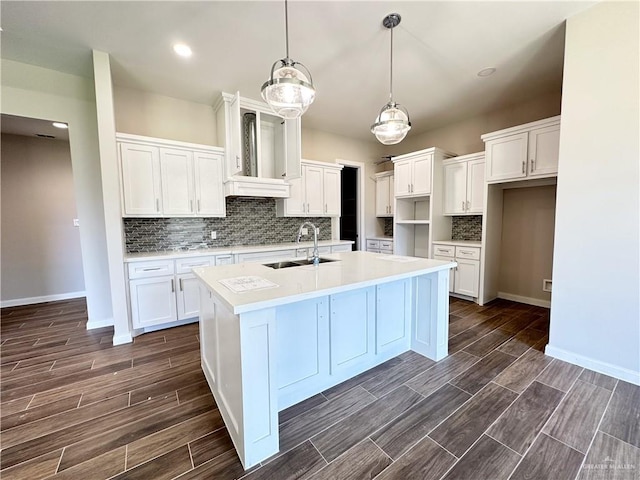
xmin=304 ymin=165 xmax=325 ymax=215
xmin=394 ymin=161 xmax=412 ymax=196
xmin=485 ymin=132 xmax=528 ymax=182
xmin=454 ymin=259 xmax=479 ymax=297
xmin=323 ymin=168 xmax=341 ymax=216
xmin=466 ymin=159 xmax=485 ymax=214
xmin=160 ymin=148 xmax=194 ymax=216
xmin=194 ymin=152 xmax=225 ymax=216
xmin=176 ymin=273 xmax=201 ymax=320
xmin=283 ymin=118 xmax=302 ymax=180
xmin=120 ymin=143 xmax=162 ymax=216
xmin=389 ymin=175 xmax=395 ymax=215
xmin=376 ymin=279 xmax=411 ymax=355
xmin=129 ymin=276 xmax=177 ymax=328
xmin=283 ymin=175 xmax=305 ymax=216
xmin=433 ymin=255 xmax=455 ymax=292
xmin=529 ymin=124 xmax=560 ymax=177
xmin=376 ymin=176 xmax=391 ymax=216
xmin=443 ymin=162 xmax=467 ymax=215
xmin=412 ymin=155 xmax=432 ymax=195
xmin=227 ymin=91 xmax=243 ymax=176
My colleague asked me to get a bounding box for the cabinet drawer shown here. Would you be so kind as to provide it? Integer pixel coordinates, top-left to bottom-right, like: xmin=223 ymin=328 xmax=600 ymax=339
xmin=175 ymin=256 xmax=216 ymax=274
xmin=236 ymin=249 xmax=296 ymax=264
xmin=432 ymin=244 xmax=455 ymax=258
xmin=215 ymin=254 xmax=234 ymax=266
xmin=455 ymin=246 xmax=480 ymax=260
xmin=379 ymin=241 xmax=393 ymax=251
xmin=367 ymin=240 xmax=380 ymax=249
xmin=128 ymin=260 xmax=175 ymax=279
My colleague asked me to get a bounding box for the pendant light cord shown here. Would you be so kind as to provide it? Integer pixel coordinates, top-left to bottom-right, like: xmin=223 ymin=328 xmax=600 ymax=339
xmin=284 ymin=0 xmax=290 ymax=60
xmin=389 ymin=23 xmax=394 ymax=103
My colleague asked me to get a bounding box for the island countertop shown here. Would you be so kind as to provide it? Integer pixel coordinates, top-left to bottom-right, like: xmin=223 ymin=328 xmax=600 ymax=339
xmin=193 ymin=251 xmax=455 ymax=315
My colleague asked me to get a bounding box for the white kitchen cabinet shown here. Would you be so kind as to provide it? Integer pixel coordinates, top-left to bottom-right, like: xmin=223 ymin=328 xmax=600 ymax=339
xmin=394 ymin=152 xmax=432 ymax=197
xmin=118 ymin=133 xmax=225 ymax=218
xmin=366 ymin=238 xmax=393 ymax=254
xmin=119 ymin=142 xmax=162 ymax=216
xmin=443 ymin=153 xmax=485 ymax=215
xmin=128 ymin=256 xmax=219 ymax=329
xmin=482 ymin=116 xmax=560 ymax=183
xmin=432 ymin=243 xmax=481 ymax=299
xmin=375 ymin=172 xmax=394 ymax=217
xmin=214 ymin=91 xmax=300 ymax=198
xmin=276 ymin=160 xmax=343 ymax=217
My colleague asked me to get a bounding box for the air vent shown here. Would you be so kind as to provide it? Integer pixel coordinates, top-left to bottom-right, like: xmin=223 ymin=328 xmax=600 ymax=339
xmin=35 ymin=134 xmax=56 ymax=139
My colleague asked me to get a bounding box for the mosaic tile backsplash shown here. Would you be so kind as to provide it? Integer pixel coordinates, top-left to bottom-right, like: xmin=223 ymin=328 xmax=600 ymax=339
xmin=124 ymin=197 xmax=332 ymax=253
xmin=451 ymin=215 xmax=483 ymax=241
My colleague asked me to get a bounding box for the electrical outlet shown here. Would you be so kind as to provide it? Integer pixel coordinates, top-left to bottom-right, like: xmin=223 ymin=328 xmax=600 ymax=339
xmin=301 ymin=227 xmax=308 ymax=235
xmin=73 ymin=218 xmax=80 ymax=227
xmin=210 ymin=231 xmax=217 ymax=240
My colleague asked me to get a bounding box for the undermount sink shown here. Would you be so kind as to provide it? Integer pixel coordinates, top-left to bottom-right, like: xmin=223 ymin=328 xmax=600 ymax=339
xmin=263 ymin=258 xmax=339 ymax=269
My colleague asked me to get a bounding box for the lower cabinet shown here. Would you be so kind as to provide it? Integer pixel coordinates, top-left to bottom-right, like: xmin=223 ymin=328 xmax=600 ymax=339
xmin=433 ymin=243 xmax=481 ymax=299
xmin=129 ymin=275 xmax=178 ymax=328
xmin=366 ymin=238 xmax=394 ymax=254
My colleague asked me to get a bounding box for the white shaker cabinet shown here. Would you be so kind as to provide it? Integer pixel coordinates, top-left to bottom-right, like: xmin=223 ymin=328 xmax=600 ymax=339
xmin=375 ymin=171 xmax=394 ymax=217
xmin=129 ymin=276 xmax=177 ymax=328
xmin=118 ymin=133 xmax=225 ymax=218
xmin=432 ymin=243 xmax=481 ymax=299
xmin=394 ymin=153 xmax=432 ymax=197
xmin=276 ymin=160 xmax=343 ymax=217
xmin=482 ymin=116 xmax=560 ymax=183
xmin=119 ymin=142 xmax=163 ymax=216
xmin=443 ymin=153 xmax=485 ymax=215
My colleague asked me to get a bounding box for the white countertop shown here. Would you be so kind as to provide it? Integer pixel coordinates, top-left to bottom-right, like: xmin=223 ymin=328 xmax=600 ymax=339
xmin=432 ymin=240 xmax=482 ymax=248
xmin=125 ymin=240 xmax=353 ymax=262
xmin=193 ymin=251 xmax=455 ymax=315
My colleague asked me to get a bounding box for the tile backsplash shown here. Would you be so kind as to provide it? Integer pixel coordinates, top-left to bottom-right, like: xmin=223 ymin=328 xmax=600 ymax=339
xmin=451 ymin=215 xmax=482 ymax=241
xmin=124 ymin=197 xmax=332 ymax=253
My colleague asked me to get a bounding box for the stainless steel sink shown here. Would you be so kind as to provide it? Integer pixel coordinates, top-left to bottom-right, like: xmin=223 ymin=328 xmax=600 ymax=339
xmin=263 ymin=258 xmax=339 ymax=269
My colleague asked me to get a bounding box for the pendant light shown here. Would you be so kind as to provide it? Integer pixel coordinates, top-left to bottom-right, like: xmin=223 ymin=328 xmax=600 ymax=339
xmin=371 ymin=13 xmax=411 ymax=145
xmin=261 ymin=0 xmax=315 ymax=119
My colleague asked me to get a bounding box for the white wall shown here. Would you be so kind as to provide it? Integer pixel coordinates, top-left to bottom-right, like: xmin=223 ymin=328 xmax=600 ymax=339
xmin=548 ymin=1 xmax=639 ymax=384
xmin=1 ymin=59 xmax=113 ymax=327
xmin=1 ymin=134 xmax=85 ymax=305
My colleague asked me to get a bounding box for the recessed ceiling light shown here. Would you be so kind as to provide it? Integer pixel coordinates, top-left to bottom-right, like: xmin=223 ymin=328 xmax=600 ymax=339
xmin=52 ymin=122 xmax=68 ymax=129
xmin=477 ymin=67 xmax=496 ymax=77
xmin=173 ymin=43 xmax=193 ymax=58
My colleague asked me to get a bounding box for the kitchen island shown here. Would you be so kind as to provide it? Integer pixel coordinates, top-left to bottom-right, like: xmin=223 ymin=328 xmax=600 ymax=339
xmin=193 ymin=251 xmax=455 ymax=469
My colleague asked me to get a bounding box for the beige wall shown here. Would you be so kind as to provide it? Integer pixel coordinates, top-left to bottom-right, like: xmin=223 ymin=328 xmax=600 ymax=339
xmin=549 ymin=0 xmax=639 ymax=381
xmin=1 ymin=133 xmax=85 ymax=303
xmin=113 ymin=85 xmax=218 ymax=145
xmin=498 ymin=185 xmax=556 ymax=303
xmin=385 ymin=91 xmax=562 ymax=157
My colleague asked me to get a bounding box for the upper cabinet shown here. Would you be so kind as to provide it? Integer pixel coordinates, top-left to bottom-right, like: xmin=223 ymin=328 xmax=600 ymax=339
xmin=442 ymin=152 xmax=485 ymax=215
xmin=394 ymin=152 xmax=433 ymax=197
xmin=214 ymin=92 xmax=301 ymax=198
xmin=375 ymin=171 xmax=394 ymax=217
xmin=118 ymin=133 xmax=225 ymax=218
xmin=276 ymin=160 xmax=343 ymax=217
xmin=482 ymin=116 xmax=560 ymax=183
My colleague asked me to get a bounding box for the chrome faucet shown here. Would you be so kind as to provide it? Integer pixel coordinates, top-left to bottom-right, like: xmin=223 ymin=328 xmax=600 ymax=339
xmin=296 ymin=221 xmax=320 ymax=265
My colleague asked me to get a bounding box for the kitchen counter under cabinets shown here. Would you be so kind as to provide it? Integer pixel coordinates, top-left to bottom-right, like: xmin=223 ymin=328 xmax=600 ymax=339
xmin=125 ymin=240 xmax=354 ymax=332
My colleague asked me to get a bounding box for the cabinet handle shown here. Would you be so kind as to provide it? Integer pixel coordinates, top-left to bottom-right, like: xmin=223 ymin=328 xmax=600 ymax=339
xmin=408 ymin=183 xmax=411 ymax=193
xmin=156 ymin=199 xmax=160 ymax=212
xmin=531 ymin=159 xmax=535 ymax=173
xmin=197 ymin=199 xmax=201 ymax=212
xmin=522 ymin=161 xmax=525 ymax=174
xmin=325 ymin=204 xmax=327 ymax=213
xmin=236 ymin=155 xmax=240 ymax=169
xmin=171 ymin=279 xmax=175 ymax=293
xmin=142 ymin=267 xmax=162 ymax=271
xmin=179 ymin=278 xmax=183 ymax=291
xmin=462 ymin=200 xmax=465 ymax=211
xmin=459 ymin=250 xmax=474 ymax=255
xmin=190 ymin=200 xmax=193 ymax=212
xmin=466 ymin=200 xmax=470 ymax=210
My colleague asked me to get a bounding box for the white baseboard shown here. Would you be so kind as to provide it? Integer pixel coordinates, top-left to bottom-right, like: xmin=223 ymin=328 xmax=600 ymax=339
xmin=113 ymin=331 xmax=133 ymax=346
xmin=545 ymin=344 xmax=640 ymax=386
xmin=497 ymin=292 xmax=551 ymax=308
xmin=86 ymin=318 xmax=114 ymax=330
xmin=1 ymin=291 xmax=86 ymax=308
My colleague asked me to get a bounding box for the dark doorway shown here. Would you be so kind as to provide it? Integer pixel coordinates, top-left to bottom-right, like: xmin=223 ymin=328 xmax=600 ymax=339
xmin=340 ymin=166 xmax=358 ymax=250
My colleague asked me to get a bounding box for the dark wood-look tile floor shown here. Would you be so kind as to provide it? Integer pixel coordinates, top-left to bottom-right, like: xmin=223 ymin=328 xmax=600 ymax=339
xmin=1 ymin=297 xmax=637 ymax=479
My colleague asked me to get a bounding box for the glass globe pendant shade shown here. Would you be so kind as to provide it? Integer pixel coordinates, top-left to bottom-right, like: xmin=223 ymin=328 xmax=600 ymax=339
xmin=261 ymin=60 xmax=316 ymax=119
xmin=371 ymin=102 xmax=412 ymax=145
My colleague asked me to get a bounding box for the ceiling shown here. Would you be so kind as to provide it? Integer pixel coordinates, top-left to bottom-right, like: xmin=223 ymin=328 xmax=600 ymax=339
xmin=1 ymin=1 xmax=596 ymax=142
xmin=1 ymin=114 xmax=70 ymax=141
